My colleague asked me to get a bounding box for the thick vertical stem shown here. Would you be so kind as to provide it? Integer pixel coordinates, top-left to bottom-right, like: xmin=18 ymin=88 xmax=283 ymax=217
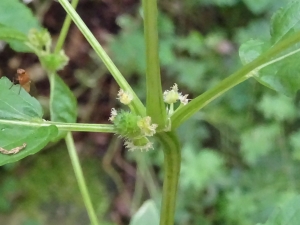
xmin=142 ymin=0 xmax=167 ymax=128
xmin=157 ymin=131 xmax=181 ymax=225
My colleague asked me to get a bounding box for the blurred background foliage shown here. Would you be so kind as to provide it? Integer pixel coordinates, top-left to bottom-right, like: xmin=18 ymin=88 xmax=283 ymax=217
xmin=1 ymin=0 xmax=300 ymax=224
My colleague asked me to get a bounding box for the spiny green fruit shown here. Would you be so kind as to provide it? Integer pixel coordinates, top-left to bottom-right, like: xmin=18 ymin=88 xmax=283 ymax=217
xmin=113 ymin=110 xmax=141 ymax=139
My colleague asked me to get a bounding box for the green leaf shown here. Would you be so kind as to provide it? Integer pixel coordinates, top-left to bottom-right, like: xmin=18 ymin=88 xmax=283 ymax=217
xmin=0 ymin=24 xmax=28 ymax=42
xmin=240 ymin=124 xmax=280 ymax=165
xmin=129 ymin=200 xmax=159 ymax=225
xmin=50 ymin=74 xmax=77 ymax=123
xmin=0 ymin=24 xmax=32 ymax=52
xmin=50 ymin=74 xmax=77 ymax=140
xmin=239 ymin=39 xmax=270 ymax=65
xmin=242 ymin=0 xmax=273 ymax=14
xmin=289 ymin=130 xmax=300 ymax=160
xmin=180 ymin=145 xmax=225 ymax=191
xmin=270 ymin=2 xmax=300 ymax=44
xmin=256 ymin=93 xmax=296 ymax=121
xmin=109 ymin=30 xmax=146 ymax=77
xmin=175 ymin=31 xmax=204 ymax=57
xmin=239 ymin=1 xmax=300 ymax=96
xmin=0 ymin=77 xmax=43 ymax=120
xmin=0 ymin=0 xmax=40 ymax=52
xmin=0 ymin=77 xmax=58 ymax=165
xmin=258 ymin=196 xmax=300 ymax=225
xmin=0 ymin=125 xmax=58 ymax=166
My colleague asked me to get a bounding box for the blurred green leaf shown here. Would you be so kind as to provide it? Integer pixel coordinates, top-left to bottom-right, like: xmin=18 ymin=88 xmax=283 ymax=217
xmin=224 ymin=188 xmax=257 ymax=225
xmin=0 ymin=77 xmax=43 ymax=121
xmin=257 ymin=93 xmax=296 ymax=121
xmin=239 ymin=1 xmax=300 ymax=96
xmin=289 ymin=130 xmax=300 ymax=160
xmin=0 ymin=24 xmax=27 ymax=42
xmin=50 ymin=74 xmax=77 ymax=123
xmin=270 ymin=2 xmax=300 ymax=44
xmin=181 ymin=145 xmax=225 ymax=191
xmin=168 ymin=58 xmax=206 ymax=92
xmin=242 ymin=0 xmax=273 ymax=14
xmin=129 ymin=200 xmax=159 ymax=225
xmin=257 ymin=196 xmax=300 ymax=225
xmin=239 ymin=39 xmax=270 ymax=65
xmin=175 ymin=31 xmax=205 ymax=57
xmin=190 ymin=0 xmax=238 ymax=7
xmin=240 ymin=124 xmax=280 ymax=165
xmin=50 ymin=74 xmax=77 ymax=140
xmin=0 ymin=177 xmax=18 ymax=212
xmin=235 ymin=19 xmax=271 ymax=45
xmin=0 ymin=0 xmax=40 ymax=52
xmin=110 ymin=13 xmax=177 ymax=77
xmin=109 ymin=28 xmax=146 ymax=76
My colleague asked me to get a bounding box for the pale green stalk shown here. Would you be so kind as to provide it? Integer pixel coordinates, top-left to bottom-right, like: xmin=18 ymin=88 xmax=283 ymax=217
xmin=171 ymin=30 xmax=300 ymax=128
xmin=0 ymin=119 xmax=116 ymax=133
xmin=57 ymin=0 xmax=146 ymax=116
xmin=54 ymin=0 xmax=79 ymax=53
xmin=51 ymin=1 xmax=102 ymax=224
xmin=142 ymin=0 xmax=167 ymax=128
xmin=65 ymin=132 xmax=100 ymax=225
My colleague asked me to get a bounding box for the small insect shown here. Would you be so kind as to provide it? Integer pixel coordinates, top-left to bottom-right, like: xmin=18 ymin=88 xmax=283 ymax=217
xmin=9 ymin=68 xmax=31 ymax=94
xmin=0 ymin=143 xmax=27 ymax=155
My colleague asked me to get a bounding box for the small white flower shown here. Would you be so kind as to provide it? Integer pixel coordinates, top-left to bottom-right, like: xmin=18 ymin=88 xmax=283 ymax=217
xmin=117 ymin=89 xmax=133 ymax=105
xmin=109 ymin=108 xmax=118 ymax=121
xmin=137 ymin=116 xmax=158 ymax=136
xmin=163 ymin=83 xmax=180 ymax=104
xmin=173 ymin=83 xmax=179 ymax=91
xmin=179 ymin=94 xmax=189 ymax=105
xmin=124 ymin=138 xmax=154 ymax=152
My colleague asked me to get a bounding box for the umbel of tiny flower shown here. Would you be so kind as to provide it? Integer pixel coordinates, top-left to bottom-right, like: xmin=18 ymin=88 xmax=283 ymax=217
xmin=137 ymin=116 xmax=158 ymax=136
xmin=163 ymin=83 xmax=190 ymax=115
xmin=164 ymin=83 xmax=189 ymax=105
xmin=117 ymin=89 xmax=133 ymax=105
xmin=163 ymin=83 xmax=179 ymax=104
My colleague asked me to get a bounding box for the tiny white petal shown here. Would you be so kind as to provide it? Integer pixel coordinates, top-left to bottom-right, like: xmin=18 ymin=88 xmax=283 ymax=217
xmin=179 ymin=94 xmax=189 ymax=105
xmin=109 ymin=108 xmax=118 ymax=121
xmin=117 ymin=89 xmax=133 ymax=105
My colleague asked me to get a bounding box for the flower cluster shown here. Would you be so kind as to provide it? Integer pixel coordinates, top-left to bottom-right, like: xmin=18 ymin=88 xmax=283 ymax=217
xmin=109 ymin=109 xmax=157 ymax=151
xmin=109 ymin=89 xmax=157 ymax=151
xmin=117 ymin=89 xmax=133 ymax=105
xmin=109 ymin=85 xmax=189 ymax=151
xmin=163 ymin=83 xmax=189 ymax=115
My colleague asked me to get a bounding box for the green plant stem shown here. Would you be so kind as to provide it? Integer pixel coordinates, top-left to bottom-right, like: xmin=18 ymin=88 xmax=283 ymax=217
xmin=54 ymin=4 xmax=99 ymax=225
xmin=65 ymin=132 xmax=99 ymax=225
xmin=49 ymin=72 xmax=56 ymax=119
xmin=54 ymin=0 xmax=79 ymax=53
xmin=0 ymin=119 xmax=115 ymax=133
xmin=57 ymin=0 xmax=146 ymax=116
xmin=157 ymin=131 xmax=181 ymax=225
xmin=142 ymin=0 xmax=167 ymax=128
xmin=171 ymin=30 xmax=300 ymax=128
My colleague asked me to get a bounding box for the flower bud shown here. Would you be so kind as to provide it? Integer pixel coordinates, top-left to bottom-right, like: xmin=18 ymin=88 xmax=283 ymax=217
xmin=117 ymin=89 xmax=133 ymax=105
